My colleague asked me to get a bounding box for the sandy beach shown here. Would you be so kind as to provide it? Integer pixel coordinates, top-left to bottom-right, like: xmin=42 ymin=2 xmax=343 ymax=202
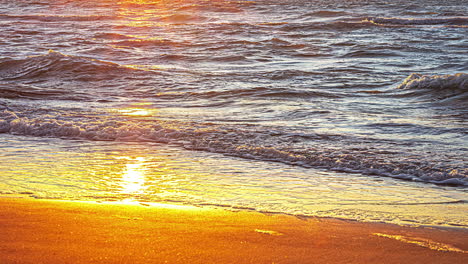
xmin=1 ymin=0 xmax=467 ymax=263
xmin=0 ymin=198 xmax=467 ymax=264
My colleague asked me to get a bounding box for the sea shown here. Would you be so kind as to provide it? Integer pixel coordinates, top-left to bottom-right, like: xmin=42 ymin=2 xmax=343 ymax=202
xmin=0 ymin=0 xmax=467 ymax=228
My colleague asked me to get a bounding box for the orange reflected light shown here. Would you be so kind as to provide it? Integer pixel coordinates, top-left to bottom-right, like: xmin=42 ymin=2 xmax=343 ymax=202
xmin=124 ymin=64 xmax=164 ymax=71
xmin=113 ymin=102 xmax=158 ymax=117
xmin=121 ymin=157 xmax=147 ymax=194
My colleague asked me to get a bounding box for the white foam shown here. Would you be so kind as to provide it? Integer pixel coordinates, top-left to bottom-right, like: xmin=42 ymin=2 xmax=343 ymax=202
xmin=397 ymin=73 xmax=468 ymax=90
xmin=0 ymin=109 xmax=466 ymax=186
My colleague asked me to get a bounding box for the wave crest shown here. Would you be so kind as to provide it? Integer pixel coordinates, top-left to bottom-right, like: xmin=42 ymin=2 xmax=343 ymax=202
xmin=0 ymin=50 xmax=142 ymax=81
xmin=0 ymin=109 xmax=466 ymax=186
xmin=397 ymin=73 xmax=467 ymax=90
xmin=0 ymin=14 xmax=116 ymax=22
xmin=364 ymin=17 xmax=468 ymax=27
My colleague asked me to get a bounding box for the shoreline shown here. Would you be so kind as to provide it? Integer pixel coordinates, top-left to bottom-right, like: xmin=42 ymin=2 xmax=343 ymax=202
xmin=1 ymin=197 xmax=467 ymax=263
xmin=4 ymin=194 xmax=467 ymax=230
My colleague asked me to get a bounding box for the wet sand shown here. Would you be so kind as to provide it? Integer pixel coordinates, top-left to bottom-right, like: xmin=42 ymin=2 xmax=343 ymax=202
xmin=0 ymin=198 xmax=467 ymax=264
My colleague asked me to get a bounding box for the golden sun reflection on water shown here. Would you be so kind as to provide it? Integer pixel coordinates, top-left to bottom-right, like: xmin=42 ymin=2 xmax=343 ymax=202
xmin=112 ymin=102 xmax=158 ymax=117
xmin=120 ymin=157 xmax=147 ymax=194
xmin=118 ymin=108 xmax=153 ymax=117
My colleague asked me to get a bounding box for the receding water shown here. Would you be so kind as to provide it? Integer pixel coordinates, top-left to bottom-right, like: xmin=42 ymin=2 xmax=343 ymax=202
xmin=1 ymin=134 xmax=467 ymax=227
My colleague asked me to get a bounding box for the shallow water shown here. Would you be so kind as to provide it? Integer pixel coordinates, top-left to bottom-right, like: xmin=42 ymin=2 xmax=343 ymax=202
xmin=0 ymin=0 xmax=467 ymax=227
xmin=1 ymin=134 xmax=467 ymax=227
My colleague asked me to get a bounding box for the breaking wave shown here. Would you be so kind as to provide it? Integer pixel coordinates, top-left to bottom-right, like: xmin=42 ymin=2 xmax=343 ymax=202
xmin=0 ymin=108 xmax=466 ymax=186
xmin=393 ymin=73 xmax=468 ymax=103
xmin=397 ymin=73 xmax=467 ymax=90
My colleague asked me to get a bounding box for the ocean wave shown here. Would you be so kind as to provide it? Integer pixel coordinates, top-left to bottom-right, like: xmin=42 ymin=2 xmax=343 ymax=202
xmin=340 ymin=50 xmax=402 ymax=58
xmin=96 ymin=33 xmax=186 ymax=49
xmin=0 ymin=109 xmax=466 ymax=186
xmin=262 ymin=37 xmax=307 ymax=50
xmin=0 ymin=50 xmax=145 ymax=81
xmin=397 ymin=73 xmax=467 ymax=91
xmin=161 ymin=13 xmax=211 ymax=23
xmin=110 ymin=38 xmax=183 ymax=49
xmin=305 ymin=10 xmax=349 ymax=17
xmin=279 ymin=20 xmax=368 ymax=32
xmin=175 ymin=3 xmax=242 ymax=13
xmin=196 ymin=37 xmax=308 ymax=56
xmin=0 ymin=83 xmax=89 ymax=101
xmin=109 ymin=0 xmax=247 ymax=13
xmin=364 ymin=17 xmax=468 ymax=27
xmin=0 ymin=13 xmax=116 ymax=22
xmin=393 ymin=73 xmax=467 ymax=103
xmin=153 ymin=86 xmax=341 ymax=100
xmin=93 ymin=32 xmax=134 ymax=40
